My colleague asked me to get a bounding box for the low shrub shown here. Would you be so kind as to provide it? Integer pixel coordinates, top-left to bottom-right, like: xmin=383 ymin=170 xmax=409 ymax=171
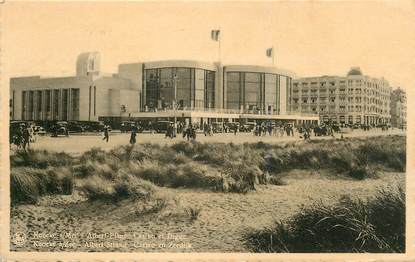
xmin=73 ymin=160 xmax=116 ymax=180
xmin=126 ymin=160 xmax=219 ymax=189
xmin=185 ymin=206 xmax=202 ymax=221
xmin=79 ymin=172 xmax=155 ymax=202
xmin=11 ymin=149 xmax=73 ymax=168
xmin=243 ymin=186 xmax=405 ymax=253
xmin=11 ymin=167 xmax=73 ymax=204
xmin=218 ymin=163 xmax=263 ymax=193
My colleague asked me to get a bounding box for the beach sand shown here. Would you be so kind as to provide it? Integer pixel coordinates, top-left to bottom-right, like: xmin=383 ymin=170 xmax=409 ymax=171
xmin=10 ymin=170 xmax=404 ymax=252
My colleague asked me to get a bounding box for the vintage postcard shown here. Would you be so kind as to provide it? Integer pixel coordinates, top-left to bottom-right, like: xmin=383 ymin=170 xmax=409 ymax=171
xmin=0 ymin=0 xmax=414 ymax=261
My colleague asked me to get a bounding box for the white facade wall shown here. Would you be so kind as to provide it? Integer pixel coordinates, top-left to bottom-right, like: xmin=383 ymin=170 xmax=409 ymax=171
xmin=10 ymin=75 xmax=133 ymax=122
xmin=291 ymin=73 xmax=392 ymax=125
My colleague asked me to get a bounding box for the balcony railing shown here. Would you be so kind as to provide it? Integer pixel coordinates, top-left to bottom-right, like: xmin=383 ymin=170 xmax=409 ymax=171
xmin=139 ymin=107 xmax=319 ymax=117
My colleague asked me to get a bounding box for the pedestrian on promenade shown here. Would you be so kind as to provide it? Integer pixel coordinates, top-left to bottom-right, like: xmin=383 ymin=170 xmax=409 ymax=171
xmin=102 ymin=125 xmax=109 ymax=142
xmin=130 ymin=128 xmax=137 ymax=145
xmin=22 ymin=125 xmax=31 ymax=151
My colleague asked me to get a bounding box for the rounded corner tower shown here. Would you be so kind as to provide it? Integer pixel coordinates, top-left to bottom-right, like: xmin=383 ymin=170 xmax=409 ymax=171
xmin=76 ymin=52 xmax=101 ymax=78
xmin=347 ymin=66 xmax=363 ymax=76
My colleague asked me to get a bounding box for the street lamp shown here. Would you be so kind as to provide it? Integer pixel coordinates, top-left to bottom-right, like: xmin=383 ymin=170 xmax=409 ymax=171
xmin=173 ymin=73 xmax=178 ymax=137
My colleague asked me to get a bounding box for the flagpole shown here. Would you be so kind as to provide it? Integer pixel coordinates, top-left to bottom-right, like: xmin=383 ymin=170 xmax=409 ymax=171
xmin=272 ymin=46 xmax=275 ymax=66
xmin=218 ymin=28 xmax=221 ymax=63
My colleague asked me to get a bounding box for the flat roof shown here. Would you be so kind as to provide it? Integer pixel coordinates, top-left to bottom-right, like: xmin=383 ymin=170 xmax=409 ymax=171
xmin=224 ymin=65 xmax=296 ymax=78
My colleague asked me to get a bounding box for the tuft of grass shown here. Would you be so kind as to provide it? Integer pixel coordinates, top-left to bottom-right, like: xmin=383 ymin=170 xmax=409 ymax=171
xmin=79 ymin=171 xmax=155 ymax=202
xmin=10 ymin=135 xmax=406 ymax=205
xmin=11 ymin=149 xmax=73 ymax=169
xmin=11 ymin=167 xmax=73 ymax=204
xmin=185 ymin=206 xmax=202 ymax=222
xmin=243 ymin=186 xmax=405 ymax=253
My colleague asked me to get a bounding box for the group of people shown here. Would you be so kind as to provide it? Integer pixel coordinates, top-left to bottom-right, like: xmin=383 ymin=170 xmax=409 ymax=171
xmin=203 ymin=123 xmax=214 ymax=136
xmin=10 ymin=124 xmax=34 ymax=151
xmin=253 ymin=124 xmax=295 ymax=137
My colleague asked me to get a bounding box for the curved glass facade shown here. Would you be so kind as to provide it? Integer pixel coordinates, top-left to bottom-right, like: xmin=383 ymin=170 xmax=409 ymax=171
xmin=144 ymin=67 xmax=215 ymax=110
xmin=225 ymin=71 xmax=291 ymax=114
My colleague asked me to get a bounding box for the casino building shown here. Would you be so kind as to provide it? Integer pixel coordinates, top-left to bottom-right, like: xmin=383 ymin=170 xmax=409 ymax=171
xmin=10 ymin=52 xmax=318 ymax=128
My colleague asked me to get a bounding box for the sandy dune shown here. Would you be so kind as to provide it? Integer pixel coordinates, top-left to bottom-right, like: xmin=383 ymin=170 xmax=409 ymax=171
xmin=10 ymin=170 xmax=404 ymax=252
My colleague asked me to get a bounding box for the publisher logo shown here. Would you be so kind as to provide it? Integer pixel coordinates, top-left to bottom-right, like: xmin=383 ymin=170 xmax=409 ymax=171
xmin=12 ymin=232 xmax=27 ymax=246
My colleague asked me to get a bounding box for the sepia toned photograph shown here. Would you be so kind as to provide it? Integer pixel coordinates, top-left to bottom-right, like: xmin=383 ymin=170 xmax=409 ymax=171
xmin=1 ymin=0 xmax=413 ymax=259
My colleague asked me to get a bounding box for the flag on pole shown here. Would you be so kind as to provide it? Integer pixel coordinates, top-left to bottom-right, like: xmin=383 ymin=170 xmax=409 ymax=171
xmin=266 ymin=47 xmax=273 ymax=57
xmin=211 ymin=30 xmax=220 ymax=41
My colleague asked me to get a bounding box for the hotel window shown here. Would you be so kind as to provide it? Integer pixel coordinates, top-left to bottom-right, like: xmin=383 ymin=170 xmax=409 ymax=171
xmin=244 ymin=72 xmax=262 ymax=110
xmin=71 ymin=88 xmax=80 ymax=120
xmin=45 ymin=90 xmax=51 ymax=119
xmin=53 ymin=89 xmax=60 ymax=120
xmin=21 ymin=91 xmax=27 ymax=120
xmin=194 ymin=69 xmax=205 ymax=108
xmin=226 ymin=72 xmax=242 ymax=109
xmin=265 ymin=73 xmax=277 ymax=112
xmin=205 ymin=70 xmax=215 ymax=109
xmin=145 ymin=69 xmax=159 ymax=109
xmin=93 ymin=86 xmax=96 ymax=115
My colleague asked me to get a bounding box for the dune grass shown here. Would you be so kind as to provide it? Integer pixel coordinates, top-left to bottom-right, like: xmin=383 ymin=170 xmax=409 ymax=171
xmin=10 ymin=135 xmax=406 ymax=203
xmin=243 ymin=186 xmax=405 ymax=253
xmin=11 ymin=166 xmax=73 ymax=204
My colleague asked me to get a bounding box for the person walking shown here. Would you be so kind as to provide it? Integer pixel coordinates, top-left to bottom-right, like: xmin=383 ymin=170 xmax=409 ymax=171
xmin=130 ymin=127 xmax=137 ymax=145
xmin=22 ymin=125 xmax=31 ymax=151
xmin=102 ymin=125 xmax=109 ymax=142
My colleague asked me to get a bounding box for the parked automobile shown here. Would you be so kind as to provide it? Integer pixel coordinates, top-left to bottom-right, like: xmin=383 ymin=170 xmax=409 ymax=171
xmin=34 ymin=126 xmax=46 ymax=136
xmin=155 ymin=120 xmax=173 ymax=133
xmin=83 ymin=121 xmax=106 ymax=132
xmin=211 ymin=122 xmax=224 ymax=133
xmin=67 ymin=121 xmax=86 ymax=133
xmin=51 ymin=121 xmax=69 ymax=137
xmin=240 ymin=122 xmax=256 ymax=132
xmin=225 ymin=122 xmax=239 ymax=132
xmin=120 ymin=121 xmax=136 ymax=133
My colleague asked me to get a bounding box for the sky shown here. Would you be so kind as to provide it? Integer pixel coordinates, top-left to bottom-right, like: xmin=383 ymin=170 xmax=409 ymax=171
xmin=2 ymin=1 xmax=415 ymax=90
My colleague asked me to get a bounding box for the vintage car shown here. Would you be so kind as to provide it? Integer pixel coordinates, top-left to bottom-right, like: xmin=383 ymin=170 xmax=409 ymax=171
xmin=51 ymin=121 xmax=69 ymax=137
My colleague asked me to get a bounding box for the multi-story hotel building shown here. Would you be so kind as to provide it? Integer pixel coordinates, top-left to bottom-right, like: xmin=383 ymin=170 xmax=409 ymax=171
xmin=290 ymin=67 xmax=392 ymax=125
xmin=10 ymin=52 xmax=318 ymax=127
xmin=390 ymin=87 xmax=407 ymax=129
